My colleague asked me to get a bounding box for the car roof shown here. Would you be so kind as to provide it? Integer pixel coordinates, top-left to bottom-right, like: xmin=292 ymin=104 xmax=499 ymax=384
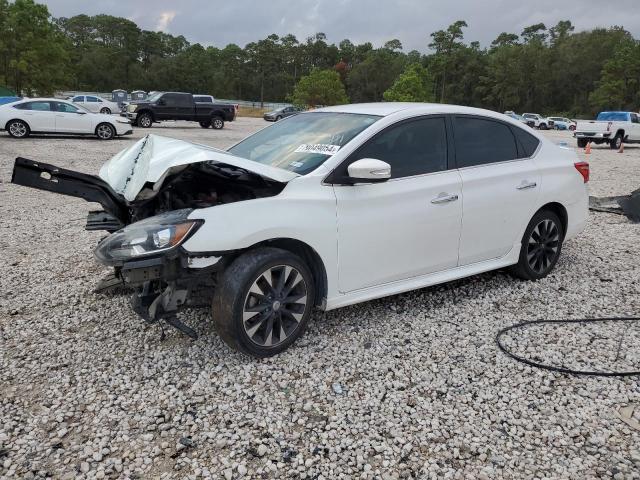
xmin=13 ymin=97 xmax=69 ymax=102
xmin=314 ymin=102 xmax=522 ymax=122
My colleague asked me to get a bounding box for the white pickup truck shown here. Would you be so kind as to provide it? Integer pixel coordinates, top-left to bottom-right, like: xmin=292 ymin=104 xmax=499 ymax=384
xmin=574 ymin=111 xmax=640 ymax=149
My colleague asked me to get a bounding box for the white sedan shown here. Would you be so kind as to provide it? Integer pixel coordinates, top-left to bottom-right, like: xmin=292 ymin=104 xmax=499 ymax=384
xmin=11 ymin=103 xmax=589 ymax=357
xmin=0 ymin=98 xmax=133 ymax=140
xmin=70 ymin=94 xmax=120 ymax=115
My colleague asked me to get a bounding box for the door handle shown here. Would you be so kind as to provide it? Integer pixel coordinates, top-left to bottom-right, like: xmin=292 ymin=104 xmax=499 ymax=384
xmin=516 ymin=181 xmax=537 ymax=190
xmin=431 ymin=193 xmax=459 ymax=204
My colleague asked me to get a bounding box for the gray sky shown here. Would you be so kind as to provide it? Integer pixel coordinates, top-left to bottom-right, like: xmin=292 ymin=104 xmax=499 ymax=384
xmin=42 ymin=0 xmax=640 ymax=51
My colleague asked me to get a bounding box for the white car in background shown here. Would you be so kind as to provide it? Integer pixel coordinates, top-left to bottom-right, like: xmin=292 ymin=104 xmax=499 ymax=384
xmin=71 ymin=94 xmax=120 ymax=114
xmin=11 ymin=103 xmax=589 ymax=356
xmin=0 ymin=98 xmax=133 ymax=140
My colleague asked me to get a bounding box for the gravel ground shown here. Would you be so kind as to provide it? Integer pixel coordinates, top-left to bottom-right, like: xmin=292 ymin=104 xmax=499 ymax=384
xmin=1 ymin=120 xmax=639 ymax=480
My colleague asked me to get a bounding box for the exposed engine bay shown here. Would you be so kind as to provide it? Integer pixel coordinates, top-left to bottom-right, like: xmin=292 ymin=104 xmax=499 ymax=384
xmin=127 ymin=162 xmax=285 ymax=225
xmin=10 ymin=134 xmax=295 ymax=338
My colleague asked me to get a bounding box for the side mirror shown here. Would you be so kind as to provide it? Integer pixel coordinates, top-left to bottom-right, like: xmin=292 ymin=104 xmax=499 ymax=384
xmin=347 ymin=158 xmax=391 ymax=183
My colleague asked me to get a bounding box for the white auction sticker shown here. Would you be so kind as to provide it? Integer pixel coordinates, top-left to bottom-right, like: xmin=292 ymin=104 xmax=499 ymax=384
xmin=294 ymin=144 xmax=341 ymax=155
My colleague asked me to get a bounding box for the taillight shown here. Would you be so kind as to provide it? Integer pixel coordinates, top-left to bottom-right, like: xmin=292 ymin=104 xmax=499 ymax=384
xmin=574 ymin=161 xmax=589 ymax=183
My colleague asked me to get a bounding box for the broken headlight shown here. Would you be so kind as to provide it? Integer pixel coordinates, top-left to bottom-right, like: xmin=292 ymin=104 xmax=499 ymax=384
xmin=94 ymin=209 xmax=202 ymax=265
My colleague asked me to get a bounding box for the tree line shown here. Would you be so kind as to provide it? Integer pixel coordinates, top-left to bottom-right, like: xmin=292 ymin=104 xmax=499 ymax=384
xmin=1 ymin=0 xmax=639 ymax=116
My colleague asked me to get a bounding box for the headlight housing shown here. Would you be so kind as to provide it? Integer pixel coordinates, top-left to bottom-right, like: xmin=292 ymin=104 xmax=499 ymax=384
xmin=127 ymin=104 xmax=138 ymax=113
xmin=94 ymin=209 xmax=202 ymax=265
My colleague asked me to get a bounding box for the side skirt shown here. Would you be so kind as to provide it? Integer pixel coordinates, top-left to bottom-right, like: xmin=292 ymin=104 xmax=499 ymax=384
xmin=324 ymin=246 xmax=520 ymax=311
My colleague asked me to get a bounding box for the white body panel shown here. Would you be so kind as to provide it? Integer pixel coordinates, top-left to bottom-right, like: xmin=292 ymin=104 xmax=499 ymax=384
xmin=176 ymin=103 xmax=588 ymax=311
xmin=55 ymin=110 xmax=93 ymax=133
xmin=71 ymin=95 xmax=120 ymax=114
xmin=576 ymin=123 xmax=640 ymax=141
xmin=457 ymin=159 xmax=541 ymax=265
xmin=0 ymin=98 xmax=131 ymax=137
xmin=334 ymin=171 xmax=462 ymax=292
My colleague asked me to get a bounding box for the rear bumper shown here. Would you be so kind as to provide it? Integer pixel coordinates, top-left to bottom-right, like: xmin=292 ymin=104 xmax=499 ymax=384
xmin=565 ymin=192 xmax=589 ymax=241
xmin=574 ymin=132 xmax=611 ymax=139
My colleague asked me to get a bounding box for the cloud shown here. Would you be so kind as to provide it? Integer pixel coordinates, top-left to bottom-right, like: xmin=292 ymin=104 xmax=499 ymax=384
xmin=42 ymin=0 xmax=640 ymax=52
xmin=156 ymin=11 xmax=176 ymax=32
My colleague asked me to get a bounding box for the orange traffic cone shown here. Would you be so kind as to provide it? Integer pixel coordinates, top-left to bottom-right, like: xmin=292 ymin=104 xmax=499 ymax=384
xmin=618 ymin=142 xmax=624 ymax=154
xmin=585 ymin=142 xmax=591 ymax=154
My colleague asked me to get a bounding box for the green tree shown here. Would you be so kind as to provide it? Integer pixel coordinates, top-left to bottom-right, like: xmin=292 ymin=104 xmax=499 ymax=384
xmin=590 ymin=39 xmax=640 ymax=110
xmin=428 ymin=20 xmax=468 ymax=102
xmin=0 ymin=0 xmax=68 ymax=94
xmin=383 ymin=63 xmax=434 ymax=102
xmin=289 ymin=69 xmax=348 ymax=107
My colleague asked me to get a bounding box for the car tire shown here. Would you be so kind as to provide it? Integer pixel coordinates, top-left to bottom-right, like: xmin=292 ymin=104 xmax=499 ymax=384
xmin=95 ymin=123 xmax=115 ymax=140
xmin=6 ymin=119 xmax=30 ymax=138
xmin=199 ymin=121 xmax=211 ymax=128
xmin=510 ymin=209 xmax=564 ymax=281
xmin=569 ymin=125 xmax=576 ymax=131
xmin=100 ymin=107 xmax=111 ymax=114
xmin=137 ymin=113 xmax=153 ymax=128
xmin=577 ymin=138 xmax=588 ymax=148
xmin=539 ymin=123 xmax=547 ymax=130
xmin=610 ymin=134 xmax=623 ymax=150
xmin=212 ymin=247 xmax=315 ymax=357
xmin=275 ymin=115 xmax=282 ymax=121
xmin=212 ymin=116 xmax=224 ymax=129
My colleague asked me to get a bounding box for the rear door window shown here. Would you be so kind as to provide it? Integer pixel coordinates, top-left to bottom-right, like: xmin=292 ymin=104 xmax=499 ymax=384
xmin=165 ymin=93 xmax=191 ymax=107
xmin=20 ymin=101 xmax=53 ymax=111
xmin=512 ymin=127 xmax=540 ymax=157
xmin=86 ymin=96 xmax=100 ymax=103
xmin=453 ymin=116 xmax=519 ymax=168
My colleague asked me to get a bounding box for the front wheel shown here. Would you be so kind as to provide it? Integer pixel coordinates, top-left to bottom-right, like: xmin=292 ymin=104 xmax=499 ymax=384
xmin=137 ymin=113 xmax=153 ymax=128
xmin=212 ymin=116 xmax=224 ymax=129
xmin=7 ymin=119 xmax=30 ymax=138
xmin=212 ymin=247 xmax=315 ymax=357
xmin=100 ymin=107 xmax=111 ymax=115
xmin=610 ymin=134 xmax=623 ymax=150
xmin=96 ymin=123 xmax=115 ymax=140
xmin=510 ymin=210 xmax=564 ymax=281
xmin=538 ymin=123 xmax=547 ymax=130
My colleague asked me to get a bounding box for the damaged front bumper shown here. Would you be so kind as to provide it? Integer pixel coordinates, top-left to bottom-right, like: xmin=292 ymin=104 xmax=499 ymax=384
xmin=112 ymin=250 xmax=226 ymax=338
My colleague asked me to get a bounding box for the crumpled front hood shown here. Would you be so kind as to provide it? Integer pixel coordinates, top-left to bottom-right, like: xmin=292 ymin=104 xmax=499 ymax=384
xmin=99 ymin=134 xmax=299 ymax=202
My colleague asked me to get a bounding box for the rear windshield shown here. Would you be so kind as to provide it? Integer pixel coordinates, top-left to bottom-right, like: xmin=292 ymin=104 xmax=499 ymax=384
xmin=597 ymin=112 xmax=629 ymax=121
xmin=228 ymin=112 xmax=380 ymax=175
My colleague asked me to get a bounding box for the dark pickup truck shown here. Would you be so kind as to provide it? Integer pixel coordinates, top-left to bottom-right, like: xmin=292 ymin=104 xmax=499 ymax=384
xmin=123 ymin=92 xmax=236 ymax=129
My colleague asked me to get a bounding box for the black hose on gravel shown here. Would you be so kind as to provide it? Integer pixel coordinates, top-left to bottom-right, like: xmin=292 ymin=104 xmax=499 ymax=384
xmin=496 ymin=317 xmax=640 ymax=377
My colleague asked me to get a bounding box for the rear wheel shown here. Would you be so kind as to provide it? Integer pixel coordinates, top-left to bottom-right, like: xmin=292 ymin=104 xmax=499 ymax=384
xmin=212 ymin=116 xmax=224 ymax=129
xmin=212 ymin=247 xmax=315 ymax=357
xmin=510 ymin=210 xmax=564 ymax=281
xmin=100 ymin=107 xmax=111 ymax=114
xmin=199 ymin=120 xmax=211 ymax=128
xmin=96 ymin=123 xmax=115 ymax=140
xmin=275 ymin=115 xmax=282 ymax=121
xmin=577 ymin=138 xmax=588 ymax=148
xmin=137 ymin=113 xmax=153 ymax=128
xmin=539 ymin=123 xmax=547 ymax=130
xmin=610 ymin=134 xmax=623 ymax=150
xmin=7 ymin=119 xmax=30 ymax=138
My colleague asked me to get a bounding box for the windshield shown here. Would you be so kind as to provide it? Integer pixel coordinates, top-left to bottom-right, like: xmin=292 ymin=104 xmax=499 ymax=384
xmin=597 ymin=112 xmax=629 ymax=121
xmin=228 ymin=112 xmax=380 ymax=175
